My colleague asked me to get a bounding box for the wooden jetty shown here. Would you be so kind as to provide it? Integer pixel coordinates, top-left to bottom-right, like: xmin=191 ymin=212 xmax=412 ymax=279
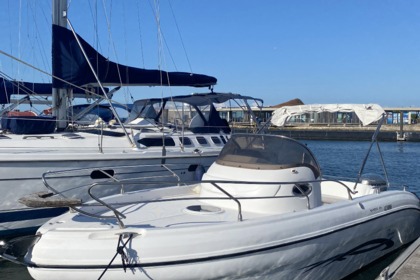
xmin=376 ymin=237 xmax=420 ymax=279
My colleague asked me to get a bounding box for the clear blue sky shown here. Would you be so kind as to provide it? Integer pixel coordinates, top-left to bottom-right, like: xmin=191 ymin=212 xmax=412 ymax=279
xmin=1 ymin=0 xmax=420 ymax=107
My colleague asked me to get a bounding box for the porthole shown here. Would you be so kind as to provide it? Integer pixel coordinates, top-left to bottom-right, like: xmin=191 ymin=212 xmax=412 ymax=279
xmin=90 ymin=169 xmax=115 ymax=179
xmin=292 ymin=183 xmax=312 ymax=196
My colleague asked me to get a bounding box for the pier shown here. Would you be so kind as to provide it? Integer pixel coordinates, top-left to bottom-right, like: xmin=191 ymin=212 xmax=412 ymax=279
xmin=266 ymin=124 xmax=420 ymax=142
xmin=377 ymin=237 xmax=420 ymax=279
xmin=233 ymin=123 xmax=420 ymax=142
xmin=224 ymin=106 xmax=420 ymax=142
xmin=384 ymin=107 xmax=420 ymax=141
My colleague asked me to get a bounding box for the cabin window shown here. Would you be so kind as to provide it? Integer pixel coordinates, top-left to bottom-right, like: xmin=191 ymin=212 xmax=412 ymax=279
xmin=196 ymin=136 xmax=208 ymax=145
xmin=179 ymin=137 xmax=193 ymax=146
xmin=137 ymin=137 xmax=176 ymax=147
xmin=211 ymin=136 xmax=222 ymax=145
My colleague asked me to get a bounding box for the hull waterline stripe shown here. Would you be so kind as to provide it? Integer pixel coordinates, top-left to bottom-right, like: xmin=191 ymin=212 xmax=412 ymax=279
xmin=0 ymin=207 xmax=68 ymax=223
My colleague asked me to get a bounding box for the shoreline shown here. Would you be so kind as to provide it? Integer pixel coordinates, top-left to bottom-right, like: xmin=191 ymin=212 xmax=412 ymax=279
xmin=235 ymin=124 xmax=420 ymax=142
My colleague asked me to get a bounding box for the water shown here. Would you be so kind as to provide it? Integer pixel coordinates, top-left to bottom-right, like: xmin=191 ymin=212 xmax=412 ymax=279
xmin=306 ymin=140 xmax=420 ymax=195
xmin=0 ymin=260 xmax=33 ymax=280
xmin=1 ymin=140 xmax=419 ymax=279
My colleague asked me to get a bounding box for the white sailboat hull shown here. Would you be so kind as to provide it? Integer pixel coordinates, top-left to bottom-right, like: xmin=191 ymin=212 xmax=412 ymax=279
xmin=0 ymin=131 xmax=222 ymax=237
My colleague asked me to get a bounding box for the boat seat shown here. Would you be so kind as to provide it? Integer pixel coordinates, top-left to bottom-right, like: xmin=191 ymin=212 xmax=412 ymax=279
xmin=199 ymin=163 xmax=322 ymax=214
xmin=322 ymin=194 xmax=349 ymax=204
xmin=320 ymin=180 xmax=355 ymax=203
xmin=201 ymin=172 xmax=281 ymax=197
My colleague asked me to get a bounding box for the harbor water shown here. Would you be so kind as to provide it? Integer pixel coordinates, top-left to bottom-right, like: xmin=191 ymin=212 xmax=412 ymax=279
xmin=1 ymin=140 xmax=419 ymax=279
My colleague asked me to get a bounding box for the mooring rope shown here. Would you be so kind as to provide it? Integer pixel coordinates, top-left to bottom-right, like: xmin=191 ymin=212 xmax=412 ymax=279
xmin=98 ymin=233 xmax=134 ymax=280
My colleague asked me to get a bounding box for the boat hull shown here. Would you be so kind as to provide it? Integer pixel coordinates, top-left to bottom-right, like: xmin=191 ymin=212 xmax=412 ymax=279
xmin=0 ymin=151 xmax=217 ymax=238
xmin=23 ymin=191 xmax=420 ymax=280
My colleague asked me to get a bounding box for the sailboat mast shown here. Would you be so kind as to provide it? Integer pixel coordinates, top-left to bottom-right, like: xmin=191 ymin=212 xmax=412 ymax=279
xmin=52 ymin=0 xmax=69 ymax=131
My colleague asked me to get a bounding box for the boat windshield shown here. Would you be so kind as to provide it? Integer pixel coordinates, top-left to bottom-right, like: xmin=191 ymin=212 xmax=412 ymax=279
xmin=127 ymin=100 xmax=161 ymax=121
xmin=216 ymin=134 xmax=320 ymax=176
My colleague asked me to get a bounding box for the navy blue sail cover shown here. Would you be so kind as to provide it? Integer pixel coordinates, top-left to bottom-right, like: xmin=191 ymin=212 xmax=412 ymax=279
xmin=0 ymin=78 xmax=52 ymax=104
xmin=52 ymin=24 xmax=217 ymax=88
xmin=1 ymin=116 xmax=56 ymax=134
xmin=0 ymin=77 xmax=108 ymax=104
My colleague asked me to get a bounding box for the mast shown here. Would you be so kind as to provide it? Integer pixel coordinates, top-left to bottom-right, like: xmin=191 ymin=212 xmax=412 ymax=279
xmin=52 ymin=0 xmax=69 ymax=131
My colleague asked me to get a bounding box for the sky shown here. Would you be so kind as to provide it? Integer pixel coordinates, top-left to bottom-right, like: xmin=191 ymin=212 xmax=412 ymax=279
xmin=1 ymin=0 xmax=420 ymax=107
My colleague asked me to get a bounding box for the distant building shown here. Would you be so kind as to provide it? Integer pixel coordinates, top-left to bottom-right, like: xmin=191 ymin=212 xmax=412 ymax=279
xmin=217 ymin=100 xmax=420 ymax=126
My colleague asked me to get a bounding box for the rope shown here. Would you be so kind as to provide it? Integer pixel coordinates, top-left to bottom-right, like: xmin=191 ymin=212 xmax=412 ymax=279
xmin=98 ymin=233 xmax=134 ymax=280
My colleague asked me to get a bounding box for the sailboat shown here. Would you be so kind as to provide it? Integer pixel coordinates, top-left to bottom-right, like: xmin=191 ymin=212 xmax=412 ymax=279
xmin=0 ymin=0 xmax=262 ymax=238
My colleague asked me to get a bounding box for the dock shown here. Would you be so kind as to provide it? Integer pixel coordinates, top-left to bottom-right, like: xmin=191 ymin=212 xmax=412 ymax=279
xmin=260 ymin=124 xmax=420 ymax=142
xmin=376 ymin=237 xmax=420 ymax=279
xmin=227 ymin=105 xmax=420 ymax=142
xmin=268 ymin=125 xmax=396 ymax=142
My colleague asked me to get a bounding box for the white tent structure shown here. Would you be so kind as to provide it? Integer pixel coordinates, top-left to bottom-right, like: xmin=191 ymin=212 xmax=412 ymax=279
xmin=271 ymin=104 xmax=386 ymax=127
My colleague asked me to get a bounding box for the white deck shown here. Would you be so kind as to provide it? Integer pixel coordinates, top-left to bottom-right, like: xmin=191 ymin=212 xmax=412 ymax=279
xmin=49 ymin=193 xmax=267 ymax=233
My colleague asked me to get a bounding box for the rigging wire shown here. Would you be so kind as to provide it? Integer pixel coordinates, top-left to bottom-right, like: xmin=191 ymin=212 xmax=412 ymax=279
xmin=0 ymin=49 xmax=118 ymax=103
xmin=168 ymin=0 xmax=193 ymax=73
xmin=120 ymin=0 xmax=135 ymax=106
xmin=147 ymin=0 xmax=177 ymax=71
xmin=136 ymin=1 xmax=146 ymax=68
xmin=26 ymin=1 xmax=36 ymax=92
xmin=0 ymin=70 xmax=50 ymax=111
xmin=66 ymin=18 xmax=134 ymax=146
xmin=18 ymin=0 xmax=22 ymax=79
xmin=152 ymin=0 xmax=172 ymax=158
xmin=99 ymin=0 xmax=133 ymax=110
xmin=87 ymin=0 xmax=100 ymax=80
xmin=99 ymin=0 xmax=125 ymax=90
xmin=32 ymin=0 xmax=52 ymax=79
xmin=6 ymin=0 xmax=15 ymax=78
xmin=152 ymin=0 xmax=170 ymax=91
